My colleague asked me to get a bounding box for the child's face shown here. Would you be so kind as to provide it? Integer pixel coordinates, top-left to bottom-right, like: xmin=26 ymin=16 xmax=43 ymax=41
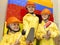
xmin=42 ymin=14 xmax=49 ymax=20
xmin=27 ymin=5 xmax=35 ymax=13
xmin=9 ymin=23 xmax=20 ymax=31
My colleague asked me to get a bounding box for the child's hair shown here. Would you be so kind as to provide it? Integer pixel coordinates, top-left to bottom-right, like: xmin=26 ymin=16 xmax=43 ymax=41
xmin=36 ymin=14 xmax=42 ymax=23
xmin=7 ymin=25 xmax=20 ymax=34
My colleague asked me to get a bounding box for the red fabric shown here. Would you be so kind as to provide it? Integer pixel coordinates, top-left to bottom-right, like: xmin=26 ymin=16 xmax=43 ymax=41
xmin=49 ymin=14 xmax=54 ymax=22
xmin=45 ymin=21 xmax=52 ymax=28
xmin=6 ymin=4 xmax=54 ymax=23
xmin=6 ymin=4 xmax=23 ymax=21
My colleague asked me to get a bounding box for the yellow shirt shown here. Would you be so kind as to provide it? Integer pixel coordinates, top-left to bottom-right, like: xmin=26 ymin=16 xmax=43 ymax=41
xmin=23 ymin=13 xmax=39 ymax=38
xmin=36 ymin=21 xmax=59 ymax=39
xmin=0 ymin=32 xmax=26 ymax=45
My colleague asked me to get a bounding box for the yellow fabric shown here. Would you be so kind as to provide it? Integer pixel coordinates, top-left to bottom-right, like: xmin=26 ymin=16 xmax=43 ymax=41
xmin=28 ymin=0 xmax=53 ymax=8
xmin=36 ymin=21 xmax=59 ymax=45
xmin=3 ymin=23 xmax=23 ymax=35
xmin=19 ymin=23 xmax=23 ymax=32
xmin=23 ymin=13 xmax=39 ymax=45
xmin=0 ymin=32 xmax=26 ymax=45
xmin=23 ymin=13 xmax=39 ymax=38
xmin=3 ymin=22 xmax=8 ymax=35
xmin=40 ymin=38 xmax=55 ymax=45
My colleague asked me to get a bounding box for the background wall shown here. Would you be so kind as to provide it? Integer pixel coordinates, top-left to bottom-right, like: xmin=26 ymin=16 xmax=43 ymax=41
xmin=53 ymin=0 xmax=60 ymax=30
xmin=0 ymin=0 xmax=8 ymax=40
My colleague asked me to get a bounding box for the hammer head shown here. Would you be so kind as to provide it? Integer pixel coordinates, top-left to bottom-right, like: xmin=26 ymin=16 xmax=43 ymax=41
xmin=26 ymin=27 xmax=34 ymax=42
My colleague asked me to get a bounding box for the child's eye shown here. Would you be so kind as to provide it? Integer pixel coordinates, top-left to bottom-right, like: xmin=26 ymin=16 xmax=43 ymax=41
xmin=13 ymin=23 xmax=16 ymax=25
xmin=13 ymin=23 xmax=19 ymax=26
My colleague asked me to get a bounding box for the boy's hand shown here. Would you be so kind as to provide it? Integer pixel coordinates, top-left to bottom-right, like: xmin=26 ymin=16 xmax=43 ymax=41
xmin=43 ymin=30 xmax=51 ymax=40
xmin=10 ymin=40 xmax=20 ymax=45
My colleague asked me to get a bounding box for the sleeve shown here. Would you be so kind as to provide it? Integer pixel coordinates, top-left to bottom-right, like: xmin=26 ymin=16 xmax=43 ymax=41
xmin=0 ymin=35 xmax=10 ymax=45
xmin=19 ymin=23 xmax=23 ymax=32
xmin=23 ymin=16 xmax=29 ymax=31
xmin=19 ymin=36 xmax=26 ymax=45
xmin=23 ymin=16 xmax=30 ymax=38
xmin=50 ymin=23 xmax=60 ymax=38
xmin=3 ymin=22 xmax=8 ymax=35
xmin=35 ymin=24 xmax=46 ymax=39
